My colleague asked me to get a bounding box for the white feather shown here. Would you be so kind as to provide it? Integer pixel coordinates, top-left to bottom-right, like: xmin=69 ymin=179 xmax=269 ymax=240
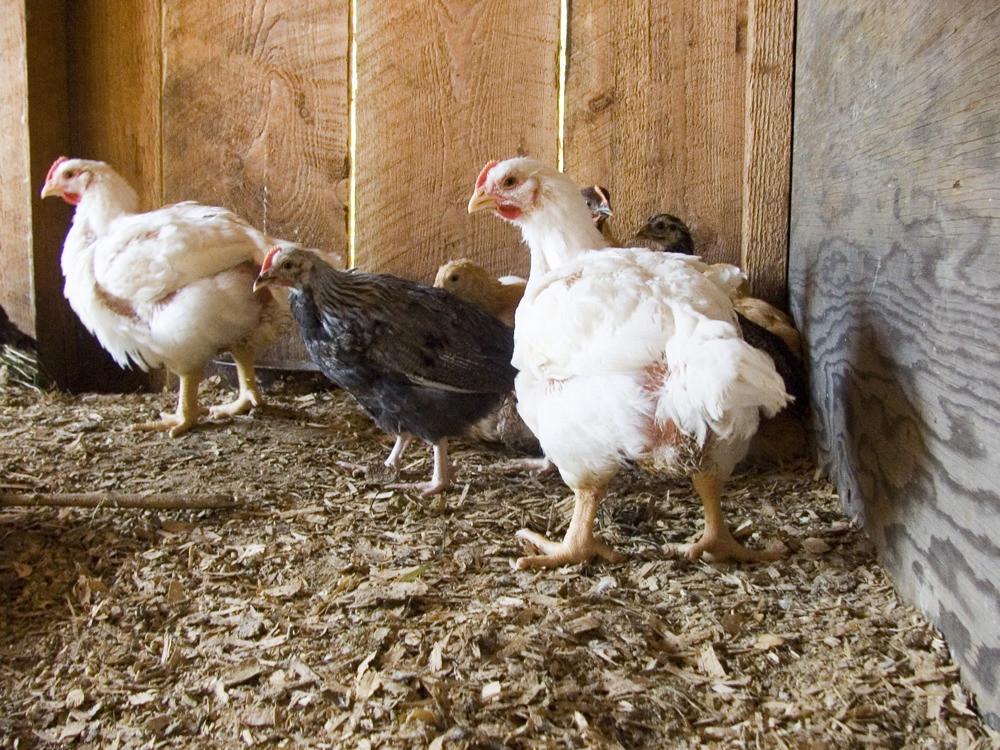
xmin=483 ymin=158 xmax=791 ymax=489
xmin=56 ymin=160 xmax=288 ymax=374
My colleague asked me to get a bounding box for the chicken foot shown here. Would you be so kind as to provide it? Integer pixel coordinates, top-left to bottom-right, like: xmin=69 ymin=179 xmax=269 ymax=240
xmin=387 ymin=439 xmax=457 ymax=500
xmin=132 ymin=371 xmax=207 ymax=438
xmin=669 ymin=473 xmax=784 ymax=563
xmin=502 ymin=456 xmax=557 ymax=476
xmin=515 ymin=487 xmax=624 ymax=569
xmin=210 ymin=344 xmax=263 ymax=418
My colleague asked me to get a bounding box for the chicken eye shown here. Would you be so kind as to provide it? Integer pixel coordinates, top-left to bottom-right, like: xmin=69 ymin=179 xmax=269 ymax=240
xmin=65 ymin=170 xmax=77 ymax=178
xmin=501 ymin=175 xmax=517 ymax=188
xmin=450 ymin=274 xmax=460 ymax=282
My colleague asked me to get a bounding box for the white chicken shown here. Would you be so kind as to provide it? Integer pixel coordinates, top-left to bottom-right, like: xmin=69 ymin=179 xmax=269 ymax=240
xmin=40 ymin=157 xmax=289 ymax=436
xmin=468 ymin=158 xmax=791 ymax=568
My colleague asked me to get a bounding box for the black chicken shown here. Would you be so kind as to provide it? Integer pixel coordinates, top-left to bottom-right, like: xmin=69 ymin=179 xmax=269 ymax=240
xmin=254 ymin=246 xmax=517 ymax=496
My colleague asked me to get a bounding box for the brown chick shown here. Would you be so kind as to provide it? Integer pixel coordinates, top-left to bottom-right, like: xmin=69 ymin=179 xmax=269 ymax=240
xmin=732 ymin=298 xmax=803 ymax=359
xmin=433 ymin=258 xmax=525 ymax=327
xmin=433 ymin=259 xmax=550 ymax=467
xmin=580 ymin=186 xmax=617 ymax=243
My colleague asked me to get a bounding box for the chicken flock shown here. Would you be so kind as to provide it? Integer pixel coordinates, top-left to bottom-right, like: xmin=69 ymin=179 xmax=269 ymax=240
xmin=38 ymin=154 xmax=808 ymax=570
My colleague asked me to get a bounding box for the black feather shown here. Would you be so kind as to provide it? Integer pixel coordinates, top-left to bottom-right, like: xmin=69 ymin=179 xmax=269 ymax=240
xmin=287 ymin=256 xmax=517 ymax=445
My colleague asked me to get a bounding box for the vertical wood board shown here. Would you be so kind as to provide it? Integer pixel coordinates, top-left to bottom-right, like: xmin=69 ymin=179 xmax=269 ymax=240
xmin=163 ymin=0 xmax=351 ymax=368
xmin=740 ymin=0 xmax=794 ymax=304
xmin=790 ymin=0 xmax=1000 ymax=728
xmin=565 ymin=0 xmax=748 ymax=266
xmin=0 ymin=0 xmax=32 ymax=334
xmin=24 ymin=0 xmax=147 ymax=392
xmin=355 ymin=0 xmax=561 ymax=282
xmin=66 ymin=0 xmax=163 ymax=212
xmin=163 ymin=0 xmax=350 ymax=255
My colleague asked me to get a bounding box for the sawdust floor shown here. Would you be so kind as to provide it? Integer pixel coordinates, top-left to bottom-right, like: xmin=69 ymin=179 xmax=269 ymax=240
xmin=1 ymin=379 xmax=998 ymax=750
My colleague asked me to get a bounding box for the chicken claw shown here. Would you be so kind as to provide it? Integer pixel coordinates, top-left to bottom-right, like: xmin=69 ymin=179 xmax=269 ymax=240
xmin=515 ymin=527 xmax=623 ymax=569
xmin=502 ymin=457 xmax=557 ymax=476
xmin=514 ymin=487 xmax=624 ymax=569
xmin=667 ymin=533 xmax=785 ymax=563
xmin=130 ymin=373 xmax=206 ymax=437
xmin=131 ymin=410 xmax=205 ymax=438
xmin=210 ymin=344 xmax=263 ymax=419
xmin=208 ymin=392 xmax=260 ymax=419
xmin=387 ymin=441 xmax=457 ymax=500
xmin=669 ymin=473 xmax=786 ymax=563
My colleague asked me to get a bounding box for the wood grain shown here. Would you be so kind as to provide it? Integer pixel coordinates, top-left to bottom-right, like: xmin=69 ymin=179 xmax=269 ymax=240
xmin=163 ymin=0 xmax=350 ymax=367
xmin=354 ymin=0 xmax=560 ymax=282
xmin=790 ymin=0 xmax=1000 ymax=728
xmin=66 ymin=0 xmax=162 ymax=212
xmin=163 ymin=0 xmax=350 ymax=255
xmin=0 ymin=0 xmax=32 ymax=335
xmin=564 ymin=0 xmax=748 ymax=267
xmin=21 ymin=0 xmax=147 ymax=392
xmin=740 ymin=0 xmax=794 ymax=305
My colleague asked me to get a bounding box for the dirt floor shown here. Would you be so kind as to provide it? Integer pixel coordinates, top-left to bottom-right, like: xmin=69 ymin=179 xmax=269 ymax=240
xmin=1 ymin=378 xmax=998 ymax=749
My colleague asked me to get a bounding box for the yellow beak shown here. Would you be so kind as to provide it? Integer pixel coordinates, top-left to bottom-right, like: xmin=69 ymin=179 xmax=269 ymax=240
xmin=40 ymin=181 xmax=60 ymax=199
xmin=467 ymin=190 xmax=496 ymax=214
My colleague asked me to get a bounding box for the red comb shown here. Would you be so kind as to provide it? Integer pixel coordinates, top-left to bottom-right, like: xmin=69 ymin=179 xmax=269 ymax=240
xmin=260 ymin=246 xmax=283 ymax=272
xmin=475 ymin=160 xmax=499 ymax=190
xmin=45 ymin=156 xmax=69 ymax=185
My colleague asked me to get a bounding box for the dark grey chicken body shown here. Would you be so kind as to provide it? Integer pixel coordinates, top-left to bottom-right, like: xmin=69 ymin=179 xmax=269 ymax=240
xmin=255 ymin=246 xmax=516 ymax=495
xmin=290 ymin=268 xmax=516 ymax=443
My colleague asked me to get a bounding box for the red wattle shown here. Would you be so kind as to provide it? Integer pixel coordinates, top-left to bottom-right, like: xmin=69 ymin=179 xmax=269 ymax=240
xmin=497 ymin=204 xmax=522 ymax=221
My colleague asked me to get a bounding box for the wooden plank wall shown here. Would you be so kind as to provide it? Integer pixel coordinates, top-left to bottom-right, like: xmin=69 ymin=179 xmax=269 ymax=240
xmin=2 ymin=0 xmax=794 ymax=379
xmin=0 ymin=0 xmax=32 ymax=334
xmin=355 ymin=0 xmax=560 ymax=282
xmin=790 ymin=0 xmax=1000 ymax=728
xmin=162 ymin=0 xmax=349 ymax=256
xmin=565 ymin=0 xmax=748 ymax=269
xmin=162 ymin=0 xmax=350 ymax=367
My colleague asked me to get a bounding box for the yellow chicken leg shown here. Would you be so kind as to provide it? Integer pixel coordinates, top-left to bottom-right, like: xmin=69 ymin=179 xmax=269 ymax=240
xmin=132 ymin=371 xmax=207 ymax=437
xmin=516 ymin=487 xmax=624 ymax=569
xmin=210 ymin=344 xmax=263 ymax=419
xmin=672 ymin=473 xmax=784 ymax=563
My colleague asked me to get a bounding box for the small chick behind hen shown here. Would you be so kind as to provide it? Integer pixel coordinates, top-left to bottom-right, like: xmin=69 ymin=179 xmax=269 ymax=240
xmin=433 ymin=259 xmax=525 ymax=327
xmin=433 ymin=259 xmax=547 ymax=463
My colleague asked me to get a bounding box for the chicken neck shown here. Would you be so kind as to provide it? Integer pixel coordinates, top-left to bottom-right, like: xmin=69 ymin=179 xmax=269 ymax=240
xmin=517 ymin=191 xmax=611 ymax=284
xmin=71 ymin=170 xmax=140 ymax=236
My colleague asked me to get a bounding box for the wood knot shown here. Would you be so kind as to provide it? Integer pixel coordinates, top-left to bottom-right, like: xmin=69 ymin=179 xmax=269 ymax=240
xmin=588 ymin=92 xmax=615 ymax=113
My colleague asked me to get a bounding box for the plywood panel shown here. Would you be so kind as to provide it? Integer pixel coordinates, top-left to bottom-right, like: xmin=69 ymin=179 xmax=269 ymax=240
xmin=0 ymin=0 xmax=32 ymax=334
xmin=355 ymin=0 xmax=560 ymax=282
xmin=565 ymin=0 xmax=748 ymax=266
xmin=790 ymin=0 xmax=1000 ymax=728
xmin=163 ymin=0 xmax=350 ymax=255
